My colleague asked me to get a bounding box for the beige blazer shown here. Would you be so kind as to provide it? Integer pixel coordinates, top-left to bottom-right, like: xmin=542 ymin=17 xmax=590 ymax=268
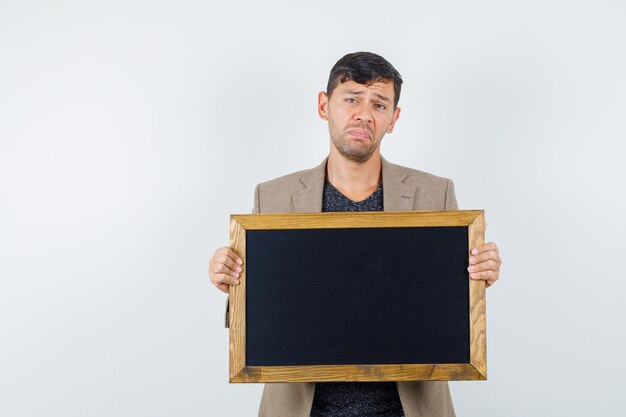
xmin=247 ymin=156 xmax=458 ymax=417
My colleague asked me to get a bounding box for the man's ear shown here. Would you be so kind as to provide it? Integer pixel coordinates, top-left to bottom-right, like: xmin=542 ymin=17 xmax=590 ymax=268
xmin=386 ymin=107 xmax=401 ymax=134
xmin=318 ymin=91 xmax=329 ymax=120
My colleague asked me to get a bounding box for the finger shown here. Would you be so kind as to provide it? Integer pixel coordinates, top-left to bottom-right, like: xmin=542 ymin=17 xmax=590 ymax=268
xmin=469 ymin=250 xmax=501 ymax=266
xmin=481 ymin=242 xmax=498 ymax=253
xmin=216 ymin=283 xmax=230 ymax=294
xmin=468 ymin=259 xmax=499 ymax=274
xmin=209 ymin=255 xmax=242 ymax=276
xmin=214 ymin=247 xmax=244 ymax=265
xmin=209 ymin=264 xmax=240 ymax=283
xmin=469 ymin=270 xmax=499 ymax=286
xmin=470 ymin=242 xmax=498 ymax=256
xmin=212 ymin=273 xmax=240 ymax=287
xmin=211 ymin=263 xmax=241 ymax=280
xmin=213 ymin=254 xmax=243 ymax=274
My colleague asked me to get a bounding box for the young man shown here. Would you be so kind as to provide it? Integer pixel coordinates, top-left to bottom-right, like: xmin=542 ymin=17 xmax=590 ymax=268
xmin=209 ymin=52 xmax=502 ymax=417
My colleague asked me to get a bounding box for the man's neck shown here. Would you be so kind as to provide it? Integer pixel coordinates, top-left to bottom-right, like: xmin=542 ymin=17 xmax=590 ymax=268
xmin=326 ymin=148 xmax=382 ymax=202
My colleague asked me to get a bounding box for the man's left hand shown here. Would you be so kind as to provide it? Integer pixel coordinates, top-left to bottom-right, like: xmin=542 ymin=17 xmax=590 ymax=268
xmin=468 ymin=242 xmax=501 ymax=287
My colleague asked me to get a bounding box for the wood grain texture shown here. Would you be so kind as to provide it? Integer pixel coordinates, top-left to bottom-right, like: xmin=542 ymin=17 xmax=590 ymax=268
xmin=468 ymin=212 xmax=487 ymax=379
xmin=228 ymin=210 xmax=488 ymax=383
xmin=230 ymin=364 xmax=486 ymax=383
xmin=231 ymin=210 xmax=483 ymax=230
xmin=228 ymin=219 xmax=246 ymax=381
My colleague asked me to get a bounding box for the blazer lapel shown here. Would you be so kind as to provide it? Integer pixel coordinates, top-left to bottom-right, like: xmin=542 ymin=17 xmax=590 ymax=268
xmin=291 ymin=157 xmax=327 ymax=213
xmin=381 ymin=156 xmax=417 ymax=211
xmin=291 ymin=156 xmax=417 ymax=213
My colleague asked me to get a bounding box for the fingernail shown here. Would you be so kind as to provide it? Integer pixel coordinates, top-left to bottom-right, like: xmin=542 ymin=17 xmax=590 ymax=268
xmin=468 ymin=266 xmax=475 ymax=272
xmin=472 ymin=249 xmax=479 ymax=255
xmin=236 ymin=266 xmax=242 ymax=272
xmin=470 ymin=273 xmax=477 ymax=279
xmin=469 ymin=257 xmax=476 ymax=264
xmin=234 ymin=279 xmax=240 ymax=285
xmin=237 ymin=258 xmax=243 ymax=265
xmin=233 ymin=272 xmax=240 ymax=278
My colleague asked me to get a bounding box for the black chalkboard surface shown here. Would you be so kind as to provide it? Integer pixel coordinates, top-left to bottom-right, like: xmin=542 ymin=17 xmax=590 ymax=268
xmin=247 ymin=226 xmax=469 ymax=366
xmin=228 ymin=211 xmax=486 ymax=383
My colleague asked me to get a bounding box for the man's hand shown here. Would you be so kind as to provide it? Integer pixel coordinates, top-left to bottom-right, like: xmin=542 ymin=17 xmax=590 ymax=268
xmin=209 ymin=247 xmax=243 ymax=294
xmin=468 ymin=242 xmax=501 ymax=287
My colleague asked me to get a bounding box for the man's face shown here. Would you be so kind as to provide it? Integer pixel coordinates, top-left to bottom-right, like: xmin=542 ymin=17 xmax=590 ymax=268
xmin=318 ymin=79 xmax=401 ymax=163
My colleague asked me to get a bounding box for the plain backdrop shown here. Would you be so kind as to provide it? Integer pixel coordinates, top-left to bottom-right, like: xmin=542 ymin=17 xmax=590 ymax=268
xmin=1 ymin=1 xmax=625 ymax=416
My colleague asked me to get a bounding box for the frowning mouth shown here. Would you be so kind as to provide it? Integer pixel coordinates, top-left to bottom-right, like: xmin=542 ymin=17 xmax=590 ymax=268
xmin=346 ymin=128 xmax=371 ymax=139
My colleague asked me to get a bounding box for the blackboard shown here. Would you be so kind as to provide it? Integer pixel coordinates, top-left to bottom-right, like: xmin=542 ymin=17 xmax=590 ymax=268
xmin=228 ymin=211 xmax=486 ymax=383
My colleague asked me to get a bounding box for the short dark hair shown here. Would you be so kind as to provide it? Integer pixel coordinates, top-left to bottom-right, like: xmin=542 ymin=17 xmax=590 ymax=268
xmin=326 ymin=52 xmax=403 ymax=108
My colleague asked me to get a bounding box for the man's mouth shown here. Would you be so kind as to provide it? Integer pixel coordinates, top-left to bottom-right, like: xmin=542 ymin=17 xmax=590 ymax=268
xmin=346 ymin=128 xmax=371 ymax=139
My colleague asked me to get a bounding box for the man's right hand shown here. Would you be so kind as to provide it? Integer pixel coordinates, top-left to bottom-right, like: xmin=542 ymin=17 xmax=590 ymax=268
xmin=208 ymin=247 xmax=243 ymax=294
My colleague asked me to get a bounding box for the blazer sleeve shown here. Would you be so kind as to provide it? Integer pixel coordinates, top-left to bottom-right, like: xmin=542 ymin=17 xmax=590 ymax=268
xmin=444 ymin=179 xmax=458 ymax=210
xmin=252 ymin=184 xmax=261 ymax=214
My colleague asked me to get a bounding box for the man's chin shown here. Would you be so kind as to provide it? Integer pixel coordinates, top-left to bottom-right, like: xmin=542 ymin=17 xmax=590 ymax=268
xmin=338 ymin=147 xmax=376 ymax=163
xmin=331 ymin=137 xmax=379 ymax=163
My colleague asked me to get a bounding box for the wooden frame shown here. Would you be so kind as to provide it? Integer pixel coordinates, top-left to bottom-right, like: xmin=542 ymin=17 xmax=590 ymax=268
xmin=229 ymin=210 xmax=486 ymax=383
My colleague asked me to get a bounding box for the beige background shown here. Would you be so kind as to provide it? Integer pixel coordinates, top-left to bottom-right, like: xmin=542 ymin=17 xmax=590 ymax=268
xmin=1 ymin=0 xmax=625 ymax=416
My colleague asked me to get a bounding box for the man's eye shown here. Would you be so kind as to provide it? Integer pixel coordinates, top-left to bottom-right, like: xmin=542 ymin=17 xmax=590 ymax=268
xmin=375 ymin=103 xmax=387 ymax=110
xmin=346 ymin=98 xmax=357 ymax=103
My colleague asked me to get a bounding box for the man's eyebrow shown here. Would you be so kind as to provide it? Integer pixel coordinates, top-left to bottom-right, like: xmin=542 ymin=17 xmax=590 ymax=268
xmin=373 ymin=93 xmax=391 ymax=103
xmin=343 ymin=89 xmax=365 ymax=95
xmin=342 ymin=90 xmax=391 ymax=103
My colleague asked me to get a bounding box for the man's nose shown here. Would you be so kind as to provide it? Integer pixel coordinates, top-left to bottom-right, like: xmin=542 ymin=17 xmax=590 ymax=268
xmin=353 ymin=104 xmax=373 ymax=122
